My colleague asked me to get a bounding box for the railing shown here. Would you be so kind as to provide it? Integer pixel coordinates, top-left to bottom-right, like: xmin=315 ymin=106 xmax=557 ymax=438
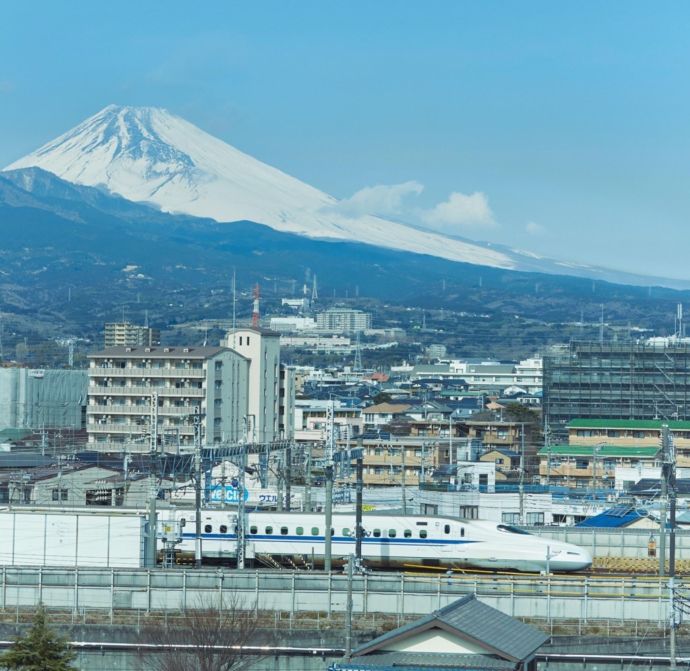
xmin=90 ymin=367 xmax=205 ymax=378
xmin=89 ymin=386 xmax=205 ymax=396
xmin=0 ymin=567 xmax=676 ymax=624
xmin=87 ymin=405 xmax=201 ymax=416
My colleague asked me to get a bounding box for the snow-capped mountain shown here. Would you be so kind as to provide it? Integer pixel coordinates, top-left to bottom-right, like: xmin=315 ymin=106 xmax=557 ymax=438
xmin=6 ymin=105 xmax=516 ymax=269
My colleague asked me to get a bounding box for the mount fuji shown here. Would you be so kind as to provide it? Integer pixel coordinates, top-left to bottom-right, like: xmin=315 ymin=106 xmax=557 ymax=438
xmin=4 ymin=104 xmax=688 ymax=289
xmin=5 ymin=104 xmax=514 ymax=269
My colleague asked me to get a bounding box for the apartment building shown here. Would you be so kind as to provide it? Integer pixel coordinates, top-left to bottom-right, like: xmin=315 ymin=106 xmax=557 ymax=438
xmin=316 ymin=308 xmax=372 ymax=333
xmin=104 ymin=322 xmax=161 ymax=348
xmin=87 ymin=346 xmax=249 ymax=452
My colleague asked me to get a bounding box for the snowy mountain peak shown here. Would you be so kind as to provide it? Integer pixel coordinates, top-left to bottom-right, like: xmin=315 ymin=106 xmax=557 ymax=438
xmin=5 ymin=105 xmax=518 ymax=269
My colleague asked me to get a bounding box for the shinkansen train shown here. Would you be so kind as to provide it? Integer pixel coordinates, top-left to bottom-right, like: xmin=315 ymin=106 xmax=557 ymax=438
xmin=165 ymin=510 xmax=592 ymax=572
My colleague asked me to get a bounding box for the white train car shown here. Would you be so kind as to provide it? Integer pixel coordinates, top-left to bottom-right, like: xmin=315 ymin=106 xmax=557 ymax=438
xmin=168 ymin=510 xmax=592 ymax=572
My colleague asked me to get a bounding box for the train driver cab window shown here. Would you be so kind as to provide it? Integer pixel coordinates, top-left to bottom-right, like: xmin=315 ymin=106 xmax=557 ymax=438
xmin=342 ymin=528 xmax=351 ymax=537
xmin=444 ymin=524 xmax=451 ymax=534
xmin=204 ymin=524 xmax=212 ymax=533
xmin=265 ymin=526 xmax=273 ymax=534
xmin=249 ymin=525 xmax=258 ymax=535
xmin=388 ymin=529 xmax=397 ymax=538
xmin=311 ymin=527 xmax=319 ymax=536
xmin=296 ymin=527 xmax=304 ymax=536
xmin=372 ymin=529 xmax=381 ymax=538
xmin=280 ymin=526 xmax=289 ymax=535
xmin=219 ymin=525 xmax=228 ymax=534
xmin=404 ymin=529 xmax=412 ymax=538
xmin=460 ymin=527 xmax=465 ymax=537
xmin=419 ymin=529 xmax=428 ymax=539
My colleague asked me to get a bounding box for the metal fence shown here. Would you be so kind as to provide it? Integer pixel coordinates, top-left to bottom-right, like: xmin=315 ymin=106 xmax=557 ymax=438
xmin=0 ymin=566 xmax=679 ymax=625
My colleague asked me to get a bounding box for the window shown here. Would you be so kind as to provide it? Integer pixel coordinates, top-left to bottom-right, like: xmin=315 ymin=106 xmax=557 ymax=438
xmin=575 ymin=459 xmax=589 ymax=470
xmin=419 ymin=529 xmax=428 ymax=539
xmin=342 ymin=528 xmax=351 ymax=537
xmin=51 ymin=488 xmax=68 ymax=502
xmin=249 ymin=525 xmax=257 ymax=535
xmin=265 ymin=526 xmax=273 ymax=534
xmin=204 ymin=524 xmax=212 ymax=533
xmin=296 ymin=527 xmax=304 ymax=536
xmin=247 ymin=337 xmax=250 ymax=345
xmin=404 ymin=529 xmax=412 ymax=538
xmin=526 ymin=512 xmax=545 ymax=526
xmin=460 ymin=527 xmax=465 ymax=537
xmin=502 ymin=512 xmax=520 ymax=525
xmin=311 ymin=527 xmax=319 ymax=536
xmin=444 ymin=524 xmax=451 ymax=534
xmin=219 ymin=525 xmax=228 ymax=534
xmin=372 ymin=529 xmax=381 ymax=538
xmin=388 ymin=529 xmax=397 ymax=538
xmin=280 ymin=526 xmax=289 ymax=535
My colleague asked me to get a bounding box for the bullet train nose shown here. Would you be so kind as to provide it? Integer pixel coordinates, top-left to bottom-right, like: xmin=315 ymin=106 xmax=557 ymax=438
xmin=551 ymin=546 xmax=593 ymax=572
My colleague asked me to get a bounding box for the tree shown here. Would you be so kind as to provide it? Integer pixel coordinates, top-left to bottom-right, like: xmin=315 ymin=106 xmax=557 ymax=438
xmin=139 ymin=595 xmax=267 ymax=671
xmin=0 ymin=605 xmax=75 ymax=671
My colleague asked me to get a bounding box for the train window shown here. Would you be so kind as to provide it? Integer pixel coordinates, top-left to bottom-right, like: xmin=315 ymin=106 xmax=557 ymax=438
xmin=280 ymin=526 xmax=288 ymax=535
xmin=296 ymin=527 xmax=304 ymax=535
xmin=419 ymin=530 xmax=428 ymax=539
xmin=342 ymin=528 xmax=351 ymax=537
xmin=311 ymin=527 xmax=319 ymax=536
xmin=249 ymin=525 xmax=257 ymax=534
xmin=204 ymin=524 xmax=212 ymax=533
xmin=404 ymin=529 xmax=412 ymax=538
xmin=219 ymin=525 xmax=228 ymax=534
xmin=444 ymin=524 xmax=451 ymax=534
xmin=373 ymin=529 xmax=381 ymax=538
xmin=388 ymin=529 xmax=397 ymax=538
xmin=460 ymin=527 xmax=465 ymax=537
xmin=497 ymin=525 xmax=531 ymax=535
xmin=416 ymin=521 xmax=428 ymax=526
xmin=265 ymin=526 xmax=273 ymax=534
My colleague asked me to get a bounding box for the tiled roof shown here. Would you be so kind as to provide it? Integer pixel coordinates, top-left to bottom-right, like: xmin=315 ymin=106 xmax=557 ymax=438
xmin=363 ymin=403 xmax=412 ymax=414
xmin=576 ymin=506 xmax=649 ymax=528
xmin=90 ymin=345 xmax=228 ymax=359
xmin=333 ymin=652 xmax=516 ymax=670
xmin=352 ymin=595 xmax=548 ymax=662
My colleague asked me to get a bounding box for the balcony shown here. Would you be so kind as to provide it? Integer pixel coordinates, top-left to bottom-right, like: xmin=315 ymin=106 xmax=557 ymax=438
xmin=87 ymin=404 xmax=202 ymax=416
xmin=88 ymin=422 xmax=195 ymax=435
xmin=90 ymin=366 xmax=206 ymax=378
xmin=89 ymin=385 xmax=205 ymax=397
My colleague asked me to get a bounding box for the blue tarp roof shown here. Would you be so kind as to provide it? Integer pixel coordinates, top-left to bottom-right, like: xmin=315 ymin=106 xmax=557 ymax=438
xmin=576 ymin=505 xmax=649 ymax=528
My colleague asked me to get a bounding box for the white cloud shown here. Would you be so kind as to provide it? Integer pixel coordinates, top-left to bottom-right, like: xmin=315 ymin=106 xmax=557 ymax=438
xmin=330 ymin=181 xmax=424 ymax=218
xmin=421 ymin=191 xmax=495 ymax=232
xmin=525 ymin=221 xmax=545 ymax=236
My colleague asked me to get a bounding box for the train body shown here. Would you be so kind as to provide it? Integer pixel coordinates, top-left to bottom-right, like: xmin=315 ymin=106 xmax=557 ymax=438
xmin=167 ymin=510 xmax=592 ymax=573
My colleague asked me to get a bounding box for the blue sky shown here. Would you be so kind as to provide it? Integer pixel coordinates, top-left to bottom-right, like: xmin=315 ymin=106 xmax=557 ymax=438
xmin=2 ymin=1 xmax=690 ymax=278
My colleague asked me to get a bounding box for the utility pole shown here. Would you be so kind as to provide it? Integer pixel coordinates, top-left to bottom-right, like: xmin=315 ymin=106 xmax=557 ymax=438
xmin=660 ymin=429 xmax=668 ymax=577
xmin=194 ymin=407 xmax=203 ymax=569
xmin=518 ymin=423 xmax=525 ymax=525
xmin=147 ymin=393 xmax=159 ymax=569
xmin=401 ymin=444 xmax=407 ymax=515
xmin=662 ymin=424 xmax=678 ymax=668
xmin=285 ymin=442 xmax=292 ymax=512
xmin=237 ymin=430 xmax=247 ymax=570
xmin=305 ymin=444 xmax=312 ymax=512
xmin=324 ymin=401 xmax=335 ymax=572
xmin=355 ymin=440 xmax=364 ymax=563
xmin=345 ymin=554 xmax=354 ymax=660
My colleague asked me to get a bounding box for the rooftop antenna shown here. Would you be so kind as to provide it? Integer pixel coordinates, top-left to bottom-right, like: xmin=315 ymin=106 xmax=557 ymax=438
xmin=599 ymin=304 xmax=604 ymax=344
xmin=252 ymin=283 xmax=261 ymax=328
xmin=353 ymin=332 xmax=363 ymax=371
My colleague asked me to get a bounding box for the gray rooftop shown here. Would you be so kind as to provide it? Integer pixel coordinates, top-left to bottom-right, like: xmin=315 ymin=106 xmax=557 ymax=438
xmin=353 ymin=595 xmax=548 ymax=663
xmin=89 ymin=346 xmax=228 ymax=359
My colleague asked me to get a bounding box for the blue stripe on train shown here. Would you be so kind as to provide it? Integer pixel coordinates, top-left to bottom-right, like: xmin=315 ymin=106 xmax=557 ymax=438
xmin=181 ymin=533 xmax=478 ymax=545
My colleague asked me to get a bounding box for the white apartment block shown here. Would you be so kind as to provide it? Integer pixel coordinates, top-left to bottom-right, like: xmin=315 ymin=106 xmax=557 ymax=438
xmin=222 ymin=328 xmax=281 ymax=443
xmin=87 ymin=346 xmax=249 ymax=452
xmin=316 ymin=308 xmax=372 ymax=333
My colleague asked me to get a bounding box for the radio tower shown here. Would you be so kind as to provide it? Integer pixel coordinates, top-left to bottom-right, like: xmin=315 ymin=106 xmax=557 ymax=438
xmin=252 ymin=283 xmax=261 ymax=328
xmin=311 ymin=274 xmax=318 ymax=303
